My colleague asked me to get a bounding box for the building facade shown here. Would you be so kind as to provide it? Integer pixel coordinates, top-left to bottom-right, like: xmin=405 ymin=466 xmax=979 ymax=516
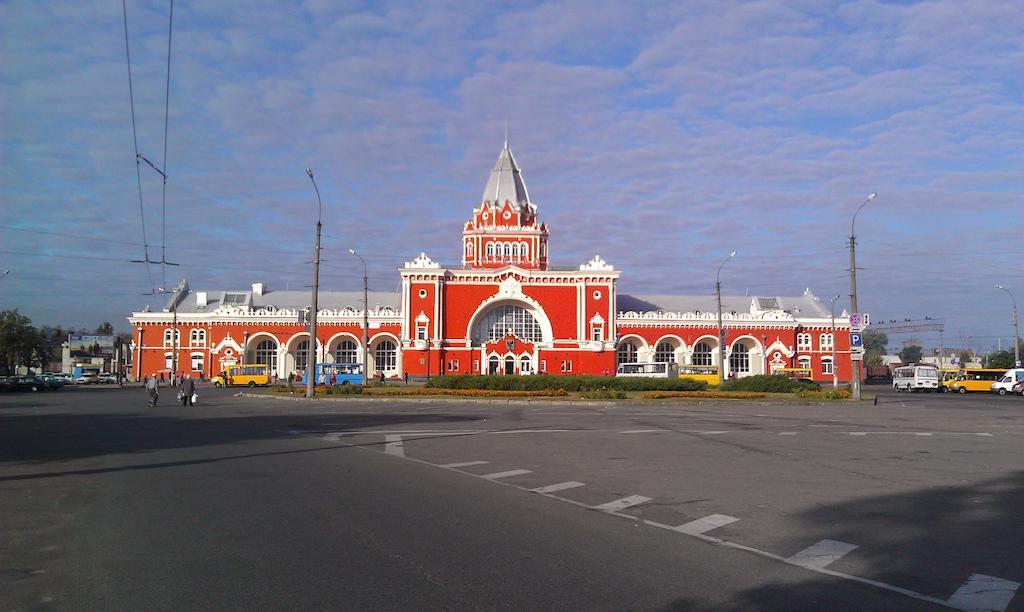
xmin=128 ymin=145 xmax=852 ymax=383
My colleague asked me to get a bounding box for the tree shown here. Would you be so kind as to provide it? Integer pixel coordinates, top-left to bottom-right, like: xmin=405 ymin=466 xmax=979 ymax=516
xmin=96 ymin=322 xmax=114 ymax=335
xmin=984 ymin=350 xmax=1014 ymax=370
xmin=958 ymin=350 xmax=972 ymax=367
xmin=898 ymin=344 xmax=923 ymax=365
xmin=863 ymin=330 xmax=888 ymax=366
xmin=0 ymin=309 xmax=37 ymax=374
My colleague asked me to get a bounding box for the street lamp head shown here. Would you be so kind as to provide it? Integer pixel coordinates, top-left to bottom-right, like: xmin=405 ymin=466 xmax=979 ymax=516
xmin=729 ymin=251 xmax=737 ymax=258
xmin=306 ymin=167 xmax=313 ymax=178
xmin=867 ymin=193 xmax=877 ymax=201
xmin=996 ymin=284 xmax=1004 ymax=289
xmin=348 ymin=248 xmax=356 ymax=255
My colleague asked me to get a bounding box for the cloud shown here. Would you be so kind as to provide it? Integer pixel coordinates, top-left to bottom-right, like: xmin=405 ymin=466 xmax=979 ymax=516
xmin=1 ymin=0 xmax=1021 ymax=348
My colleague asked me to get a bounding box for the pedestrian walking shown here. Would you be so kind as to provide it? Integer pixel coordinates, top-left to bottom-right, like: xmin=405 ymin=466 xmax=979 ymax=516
xmin=330 ymin=373 xmax=337 ymax=386
xmin=146 ymin=373 xmax=159 ymax=407
xmin=180 ymin=374 xmax=196 ymax=407
xmin=403 ymin=372 xmax=409 ymax=385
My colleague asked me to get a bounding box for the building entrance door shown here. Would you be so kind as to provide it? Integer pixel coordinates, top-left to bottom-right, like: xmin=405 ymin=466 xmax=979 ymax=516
xmin=504 ymin=356 xmax=515 ymax=375
xmin=488 ymin=356 xmax=499 ymax=375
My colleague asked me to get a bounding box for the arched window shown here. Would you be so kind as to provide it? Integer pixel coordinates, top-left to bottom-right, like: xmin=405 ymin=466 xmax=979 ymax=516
xmin=520 ymin=355 xmax=531 ymax=374
xmin=466 ymin=242 xmax=474 ymax=255
xmin=504 ymin=355 xmax=515 ymax=375
xmin=294 ymin=340 xmax=309 ymax=373
xmin=654 ymin=341 xmax=676 ymax=363
xmin=488 ymin=355 xmax=500 ymax=375
xmin=729 ymin=343 xmax=750 ymax=373
xmin=486 ymin=243 xmax=495 ymax=257
xmin=474 ymin=305 xmax=544 ymax=343
xmin=511 ymin=243 xmax=519 ymax=257
xmin=819 ymin=333 xmax=833 ymax=349
xmin=163 ymin=328 xmax=179 ymax=346
xmin=374 ymin=340 xmax=397 ymax=371
xmin=254 ymin=339 xmax=277 ymax=370
xmin=617 ymin=341 xmax=639 ymax=365
xmin=519 ymin=242 xmax=528 ymax=258
xmin=692 ymin=341 xmax=713 ymax=366
xmin=197 ymin=329 xmax=206 ymax=346
xmin=797 ymin=333 xmax=812 ymax=351
xmin=504 ymin=243 xmax=512 ymax=257
xmin=334 ymin=340 xmax=358 ymax=363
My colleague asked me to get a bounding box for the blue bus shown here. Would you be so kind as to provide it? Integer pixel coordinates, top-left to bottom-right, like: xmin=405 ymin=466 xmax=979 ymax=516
xmin=301 ymin=362 xmax=363 ymax=386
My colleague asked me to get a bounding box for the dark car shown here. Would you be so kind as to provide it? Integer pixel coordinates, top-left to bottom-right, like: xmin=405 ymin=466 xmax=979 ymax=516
xmin=795 ymin=377 xmax=822 ymax=390
xmin=7 ymin=376 xmax=46 ymax=392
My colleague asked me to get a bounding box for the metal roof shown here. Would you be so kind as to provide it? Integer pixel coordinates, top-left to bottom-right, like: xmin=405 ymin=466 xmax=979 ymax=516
xmin=482 ymin=145 xmax=530 ymax=207
xmin=618 ymin=293 xmax=832 ymax=318
xmin=170 ymin=289 xmax=401 ymax=314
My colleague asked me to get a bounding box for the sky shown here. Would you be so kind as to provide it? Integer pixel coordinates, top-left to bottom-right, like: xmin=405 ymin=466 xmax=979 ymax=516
xmin=1 ymin=0 xmax=1021 ymax=354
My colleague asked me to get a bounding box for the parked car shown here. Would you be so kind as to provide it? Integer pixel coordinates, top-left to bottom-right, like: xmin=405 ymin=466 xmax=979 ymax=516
xmin=97 ymin=373 xmax=118 ymax=384
xmin=55 ymin=373 xmax=74 ymax=384
xmin=1012 ymin=379 xmax=1024 ymax=396
xmin=794 ymin=377 xmax=822 ymax=390
xmin=7 ymin=376 xmax=46 ymax=392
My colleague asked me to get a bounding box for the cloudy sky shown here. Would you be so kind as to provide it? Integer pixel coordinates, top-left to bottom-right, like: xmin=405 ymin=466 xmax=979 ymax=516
xmin=2 ymin=0 xmax=1021 ymax=352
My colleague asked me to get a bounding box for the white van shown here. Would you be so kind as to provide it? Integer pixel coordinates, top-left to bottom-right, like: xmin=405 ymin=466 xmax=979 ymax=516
xmin=892 ymin=365 xmax=939 ymax=392
xmin=991 ymin=369 xmax=1024 ymax=395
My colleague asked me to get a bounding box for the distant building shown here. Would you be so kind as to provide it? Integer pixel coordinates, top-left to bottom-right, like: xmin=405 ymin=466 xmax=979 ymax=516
xmin=128 ymin=145 xmax=853 ymax=382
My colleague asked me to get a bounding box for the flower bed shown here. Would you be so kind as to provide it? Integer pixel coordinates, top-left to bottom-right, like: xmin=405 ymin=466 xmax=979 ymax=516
xmin=643 ymin=391 xmax=768 ymax=400
xmin=364 ymin=387 xmax=568 ymax=397
xmin=796 ymin=389 xmax=851 ymax=399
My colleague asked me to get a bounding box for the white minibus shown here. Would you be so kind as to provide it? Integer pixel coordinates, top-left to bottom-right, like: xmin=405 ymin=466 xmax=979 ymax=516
xmin=991 ymin=369 xmax=1024 ymax=395
xmin=616 ymin=362 xmax=680 ymax=378
xmin=892 ymin=365 xmax=939 ymax=392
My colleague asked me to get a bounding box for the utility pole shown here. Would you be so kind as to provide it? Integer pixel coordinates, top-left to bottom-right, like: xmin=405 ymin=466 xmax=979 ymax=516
xmin=830 ymin=295 xmax=840 ymax=389
xmin=715 ymin=251 xmax=736 ymax=387
xmin=996 ymin=285 xmax=1020 ymax=367
xmin=350 ymin=249 xmax=369 ymax=386
xmin=306 ymin=168 xmax=323 ymax=398
xmin=848 ymin=193 xmax=877 ymax=401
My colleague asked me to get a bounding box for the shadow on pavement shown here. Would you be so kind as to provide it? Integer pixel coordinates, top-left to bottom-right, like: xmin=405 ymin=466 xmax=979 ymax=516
xmin=0 ymin=410 xmax=483 ymax=465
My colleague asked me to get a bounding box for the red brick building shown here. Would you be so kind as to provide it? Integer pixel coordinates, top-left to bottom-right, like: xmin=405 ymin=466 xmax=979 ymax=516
xmin=128 ymin=145 xmax=852 ymax=383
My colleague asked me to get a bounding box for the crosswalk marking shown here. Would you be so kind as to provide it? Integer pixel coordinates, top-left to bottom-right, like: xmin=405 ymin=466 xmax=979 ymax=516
xmin=672 ymin=514 xmax=739 ymax=535
xmin=438 ymin=460 xmax=489 ymax=468
xmin=384 ymin=434 xmax=404 ymax=457
xmin=786 ymin=539 xmax=858 ymax=570
xmin=532 ymin=481 xmax=585 ymax=494
xmin=947 ymin=574 xmax=1020 ymax=612
xmin=593 ymin=495 xmax=652 ymax=512
xmin=480 ymin=469 xmax=532 ymax=480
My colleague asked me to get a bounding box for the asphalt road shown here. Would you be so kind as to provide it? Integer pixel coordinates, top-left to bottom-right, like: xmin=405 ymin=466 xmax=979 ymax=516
xmin=2 ymin=386 xmax=1022 ymax=611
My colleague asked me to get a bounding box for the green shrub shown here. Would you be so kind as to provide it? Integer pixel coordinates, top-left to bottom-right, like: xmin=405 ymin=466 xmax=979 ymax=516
xmin=720 ymin=375 xmax=817 ymax=393
xmin=425 ymin=374 xmax=707 ymax=392
xmin=580 ymin=387 xmax=628 ymax=400
xmin=324 ymin=384 xmax=364 ymax=395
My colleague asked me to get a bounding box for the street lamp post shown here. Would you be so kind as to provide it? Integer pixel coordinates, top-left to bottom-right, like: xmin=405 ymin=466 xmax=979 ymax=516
xmin=995 ymin=285 xmax=1021 ymax=367
xmin=349 ymin=249 xmax=369 ymax=386
xmin=715 ymin=251 xmax=736 ymax=387
xmin=305 ymin=168 xmax=323 ymax=399
xmin=829 ymin=294 xmax=840 ymax=389
xmin=848 ymin=192 xmax=877 ymax=401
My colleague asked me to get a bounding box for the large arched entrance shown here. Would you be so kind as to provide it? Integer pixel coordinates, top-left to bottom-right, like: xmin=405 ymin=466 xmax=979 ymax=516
xmin=469 ymin=301 xmax=550 ymax=375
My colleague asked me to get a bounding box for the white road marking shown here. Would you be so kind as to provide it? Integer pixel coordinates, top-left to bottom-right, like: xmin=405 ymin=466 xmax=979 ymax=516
xmin=593 ymin=495 xmax=652 ymax=512
xmin=946 ymin=574 xmax=1020 ymax=612
xmin=384 ymin=434 xmax=404 ymax=457
xmin=786 ymin=539 xmax=858 ymax=570
xmin=672 ymin=514 xmax=739 ymax=535
xmin=480 ymin=469 xmax=532 ymax=480
xmin=698 ymin=430 xmax=729 ymax=435
xmin=532 ymin=481 xmax=586 ymax=494
xmin=778 ymin=431 xmax=798 ymax=435
xmin=844 ymin=431 xmax=992 ymax=437
xmin=438 ymin=461 xmax=489 ymax=468
xmin=492 ymin=429 xmax=580 ymax=434
xmin=619 ymin=429 xmax=665 ymax=434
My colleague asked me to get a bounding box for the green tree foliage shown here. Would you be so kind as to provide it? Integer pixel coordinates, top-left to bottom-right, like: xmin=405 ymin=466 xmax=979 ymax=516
xmin=425 ymin=374 xmax=708 ymax=392
xmin=898 ymin=344 xmax=923 ymax=364
xmin=959 ymin=350 xmax=972 ymax=367
xmin=95 ymin=322 xmax=114 ymax=335
xmin=983 ymin=350 xmax=1015 ymax=369
xmin=863 ymin=330 xmax=888 ymax=365
xmin=0 ymin=309 xmax=36 ymax=374
xmin=720 ymin=374 xmax=817 ymax=393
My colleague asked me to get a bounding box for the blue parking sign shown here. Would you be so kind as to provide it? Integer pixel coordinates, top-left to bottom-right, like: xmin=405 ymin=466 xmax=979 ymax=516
xmin=850 ymin=332 xmax=863 ymax=347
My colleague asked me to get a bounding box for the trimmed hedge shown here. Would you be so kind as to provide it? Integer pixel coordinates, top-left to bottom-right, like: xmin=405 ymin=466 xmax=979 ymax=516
xmin=364 ymin=388 xmax=568 ymax=397
xmin=424 ymin=374 xmax=708 ymax=392
xmin=580 ymin=388 xmax=628 ymax=400
xmin=719 ymin=374 xmax=817 ymax=393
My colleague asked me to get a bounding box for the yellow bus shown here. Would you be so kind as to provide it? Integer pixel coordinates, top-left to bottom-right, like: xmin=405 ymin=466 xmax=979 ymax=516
xmin=678 ymin=365 xmax=719 ymax=386
xmin=939 ymin=369 xmax=959 ymax=392
xmin=948 ymin=369 xmax=1006 ymax=393
xmin=212 ymin=364 xmax=270 ymax=388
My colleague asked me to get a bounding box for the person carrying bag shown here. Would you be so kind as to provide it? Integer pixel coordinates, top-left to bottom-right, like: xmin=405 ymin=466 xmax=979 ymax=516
xmin=180 ymin=374 xmax=197 ymax=407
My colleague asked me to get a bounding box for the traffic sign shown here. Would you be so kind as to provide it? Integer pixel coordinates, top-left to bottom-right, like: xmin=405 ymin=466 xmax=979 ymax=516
xmin=850 ymin=352 xmax=864 ymax=361
xmin=849 ymin=313 xmax=870 ymax=327
xmin=850 ymin=332 xmax=863 ymax=347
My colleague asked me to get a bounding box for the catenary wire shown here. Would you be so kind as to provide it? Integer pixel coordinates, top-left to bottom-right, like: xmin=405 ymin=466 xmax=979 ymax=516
xmin=159 ymin=0 xmax=174 ymax=288
xmin=121 ymin=0 xmax=155 ymax=292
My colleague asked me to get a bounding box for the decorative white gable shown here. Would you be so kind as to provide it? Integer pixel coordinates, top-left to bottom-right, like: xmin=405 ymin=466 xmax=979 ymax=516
xmin=580 ymin=255 xmax=613 ymax=271
xmin=497 ymin=275 xmax=524 ymax=298
xmin=405 ymin=252 xmax=439 ymax=269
